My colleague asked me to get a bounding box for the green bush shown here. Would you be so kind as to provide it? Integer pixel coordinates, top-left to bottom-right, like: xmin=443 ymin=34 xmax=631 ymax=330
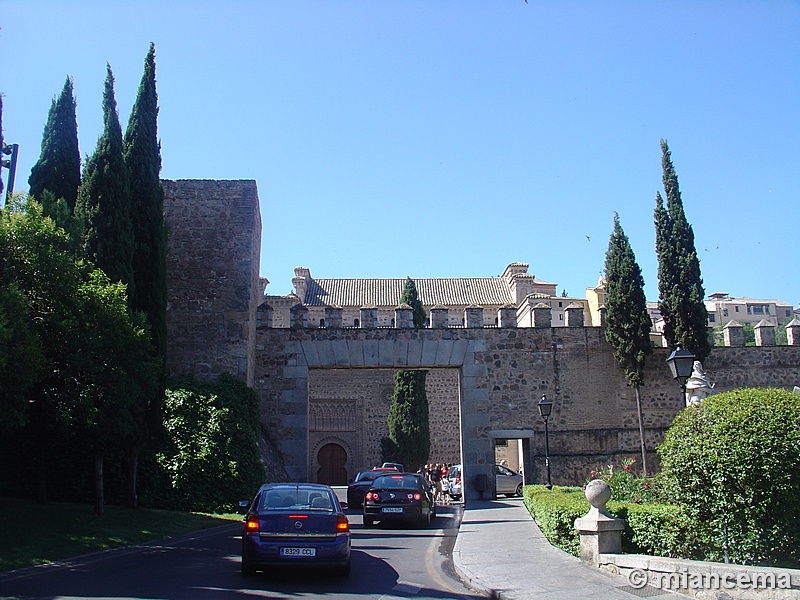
xmin=658 ymin=387 xmax=800 ymax=567
xmin=523 ymin=485 xmax=698 ymax=560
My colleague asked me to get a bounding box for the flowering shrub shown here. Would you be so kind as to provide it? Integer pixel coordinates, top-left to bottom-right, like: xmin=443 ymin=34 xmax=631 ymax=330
xmin=585 ymin=459 xmax=664 ymax=504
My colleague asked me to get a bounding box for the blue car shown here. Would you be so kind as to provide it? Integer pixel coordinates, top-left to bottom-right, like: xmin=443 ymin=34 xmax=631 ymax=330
xmin=240 ymin=483 xmax=351 ymax=577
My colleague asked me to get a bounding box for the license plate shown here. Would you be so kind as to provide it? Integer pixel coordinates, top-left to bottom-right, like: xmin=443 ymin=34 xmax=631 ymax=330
xmin=381 ymin=507 xmax=403 ymax=513
xmin=280 ymin=547 xmax=316 ymax=557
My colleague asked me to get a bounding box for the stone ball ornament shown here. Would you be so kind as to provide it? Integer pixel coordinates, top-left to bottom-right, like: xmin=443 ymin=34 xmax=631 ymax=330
xmin=584 ymin=479 xmax=612 ymax=508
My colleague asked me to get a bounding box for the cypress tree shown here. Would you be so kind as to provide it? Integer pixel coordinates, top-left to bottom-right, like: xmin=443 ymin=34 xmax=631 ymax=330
xmin=124 ymin=43 xmax=167 ymax=358
xmin=122 ymin=44 xmax=168 ymax=508
xmin=76 ymin=65 xmax=135 ymax=296
xmin=383 ymin=278 xmax=430 ymax=468
xmin=604 ymin=213 xmax=652 ymax=474
xmin=400 ymin=276 xmax=427 ymax=327
xmin=655 ymin=140 xmax=710 ymax=360
xmin=385 ymin=369 xmax=430 ymax=471
xmin=28 ymin=77 xmax=81 ymax=213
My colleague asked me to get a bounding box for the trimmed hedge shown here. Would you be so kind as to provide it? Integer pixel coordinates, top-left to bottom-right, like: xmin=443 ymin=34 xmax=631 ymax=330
xmin=523 ymin=485 xmax=697 ymax=559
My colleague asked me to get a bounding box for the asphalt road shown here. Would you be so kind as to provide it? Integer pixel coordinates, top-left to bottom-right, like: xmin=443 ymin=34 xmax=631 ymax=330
xmin=0 ymin=504 xmax=483 ymax=600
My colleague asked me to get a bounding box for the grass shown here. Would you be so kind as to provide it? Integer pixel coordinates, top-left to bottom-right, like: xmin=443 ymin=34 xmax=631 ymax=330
xmin=0 ymin=496 xmax=241 ymax=572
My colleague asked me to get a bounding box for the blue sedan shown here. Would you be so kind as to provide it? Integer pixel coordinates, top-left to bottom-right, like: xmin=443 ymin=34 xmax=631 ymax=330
xmin=240 ymin=483 xmax=351 ymax=577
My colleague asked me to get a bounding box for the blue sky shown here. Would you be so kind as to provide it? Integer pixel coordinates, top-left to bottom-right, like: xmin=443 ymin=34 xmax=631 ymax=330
xmin=2 ymin=1 xmax=798 ymax=304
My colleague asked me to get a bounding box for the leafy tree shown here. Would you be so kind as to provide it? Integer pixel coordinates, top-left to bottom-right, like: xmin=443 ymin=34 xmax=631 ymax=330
xmin=73 ymin=271 xmax=158 ymax=515
xmin=603 ymin=213 xmax=652 ymax=474
xmin=123 ymin=43 xmax=168 ymax=508
xmin=0 ymin=95 xmax=4 ymax=199
xmin=659 ymin=388 xmax=800 ymax=567
xmin=76 ymin=65 xmax=135 ymax=296
xmin=654 ymin=140 xmax=710 ymax=360
xmin=154 ymin=374 xmax=265 ymax=512
xmin=384 ymin=369 xmax=430 ymax=471
xmin=28 ymin=77 xmax=82 ymax=214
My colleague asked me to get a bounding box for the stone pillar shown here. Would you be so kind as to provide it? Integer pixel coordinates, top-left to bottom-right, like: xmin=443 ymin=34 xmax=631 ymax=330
xmin=360 ymin=305 xmax=378 ymax=328
xmin=464 ymin=304 xmax=484 ymax=328
xmin=574 ymin=479 xmax=625 ymax=566
xmin=325 ymin=305 xmax=343 ymax=329
xmin=395 ymin=303 xmax=414 ymax=328
xmin=430 ymin=305 xmax=449 ymax=328
xmin=290 ymin=304 xmax=308 ymax=329
xmin=723 ymin=320 xmax=745 ymax=347
xmin=565 ymin=302 xmax=585 ymax=327
xmin=598 ymin=304 xmax=607 ymax=327
xmin=533 ymin=302 xmax=552 ymax=328
xmin=787 ymin=318 xmax=800 ymax=346
xmin=754 ymin=319 xmax=776 ymax=346
xmin=498 ymin=304 xmax=517 ymax=328
xmin=256 ymin=302 xmax=273 ymax=329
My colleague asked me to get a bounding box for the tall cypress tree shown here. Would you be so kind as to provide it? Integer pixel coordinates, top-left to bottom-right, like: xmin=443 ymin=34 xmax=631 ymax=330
xmin=654 ymin=140 xmax=710 ymax=360
xmin=28 ymin=77 xmax=81 ymax=213
xmin=122 ymin=44 xmax=167 ymax=508
xmin=76 ymin=65 xmax=135 ymax=296
xmin=604 ymin=213 xmax=652 ymax=474
xmin=383 ymin=278 xmax=430 ymax=468
xmin=124 ymin=43 xmax=167 ymax=358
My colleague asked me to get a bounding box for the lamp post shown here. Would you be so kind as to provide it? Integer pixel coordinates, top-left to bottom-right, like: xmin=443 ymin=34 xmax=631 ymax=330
xmin=538 ymin=394 xmax=553 ymax=490
xmin=666 ymin=345 xmax=696 ymax=399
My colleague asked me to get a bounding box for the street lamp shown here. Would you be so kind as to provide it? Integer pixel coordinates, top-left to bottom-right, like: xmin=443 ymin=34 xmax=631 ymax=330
xmin=538 ymin=394 xmax=553 ymax=490
xmin=666 ymin=345 xmax=696 ymax=397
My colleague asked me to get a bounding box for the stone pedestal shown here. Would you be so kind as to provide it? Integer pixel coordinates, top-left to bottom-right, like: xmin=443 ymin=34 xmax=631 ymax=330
xmin=724 ymin=320 xmax=745 ymax=347
xmin=257 ymin=303 xmax=273 ymax=329
xmin=754 ymin=319 xmax=776 ymax=346
xmin=574 ymin=479 xmax=625 ymax=566
xmin=788 ymin=318 xmax=800 ymax=346
xmin=498 ymin=304 xmax=517 ymax=328
xmin=532 ymin=303 xmax=551 ymax=328
xmin=325 ymin=305 xmax=343 ymax=328
xmin=290 ymin=304 xmax=308 ymax=328
xmin=430 ymin=305 xmax=449 ymax=328
xmin=565 ymin=303 xmax=585 ymax=327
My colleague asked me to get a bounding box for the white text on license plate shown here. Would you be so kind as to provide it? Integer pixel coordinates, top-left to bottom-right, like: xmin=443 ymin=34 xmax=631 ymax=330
xmin=381 ymin=507 xmax=403 ymax=513
xmin=280 ymin=547 xmax=316 ymax=557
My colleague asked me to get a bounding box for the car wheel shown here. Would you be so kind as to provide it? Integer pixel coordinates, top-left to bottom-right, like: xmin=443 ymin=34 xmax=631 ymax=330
xmin=515 ymin=483 xmax=523 ymax=497
xmin=364 ymin=516 xmax=374 ymax=528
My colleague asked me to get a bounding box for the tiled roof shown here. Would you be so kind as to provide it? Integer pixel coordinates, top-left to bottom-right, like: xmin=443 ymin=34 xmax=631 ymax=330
xmin=303 ymin=278 xmax=516 ymax=307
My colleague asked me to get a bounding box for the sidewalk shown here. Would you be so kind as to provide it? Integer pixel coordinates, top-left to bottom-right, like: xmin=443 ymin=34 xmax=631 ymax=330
xmin=452 ymin=498 xmax=688 ymax=600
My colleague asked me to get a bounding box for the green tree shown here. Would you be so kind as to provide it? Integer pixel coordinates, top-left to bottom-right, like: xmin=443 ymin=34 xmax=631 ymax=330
xmin=124 ymin=43 xmax=167 ymax=358
xmin=154 ymin=374 xmax=266 ymax=512
xmin=28 ymin=77 xmax=82 ymax=214
xmin=654 ymin=140 xmax=710 ymax=360
xmin=123 ymin=43 xmax=168 ymax=508
xmin=603 ymin=213 xmax=652 ymax=474
xmin=76 ymin=65 xmax=135 ymax=296
xmin=400 ymin=276 xmax=427 ymax=327
xmin=384 ymin=369 xmax=430 ymax=471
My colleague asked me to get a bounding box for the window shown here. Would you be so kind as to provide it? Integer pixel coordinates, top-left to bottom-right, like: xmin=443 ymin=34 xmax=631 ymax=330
xmin=354 ymin=318 xmax=360 ymax=327
xmin=735 ymin=306 xmax=740 ymax=312
xmin=559 ymin=314 xmax=564 ymax=321
xmin=319 ymin=318 xmax=326 ymax=327
xmin=708 ymin=314 xmax=716 ymax=323
xmin=495 ymin=439 xmax=508 ymax=447
xmin=786 ymin=310 xmax=792 ymax=318
xmin=752 ymin=305 xmax=764 ymax=314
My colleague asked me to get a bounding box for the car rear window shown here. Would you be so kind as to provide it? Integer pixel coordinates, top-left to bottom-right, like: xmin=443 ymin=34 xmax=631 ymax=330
xmin=260 ymin=488 xmax=334 ymax=511
xmin=373 ymin=474 xmax=421 ymax=489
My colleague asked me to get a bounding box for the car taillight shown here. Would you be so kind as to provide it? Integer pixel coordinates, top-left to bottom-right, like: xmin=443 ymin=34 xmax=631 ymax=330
xmin=337 ymin=514 xmax=349 ymax=532
xmin=413 ymin=493 xmax=421 ymax=500
xmin=365 ymin=491 xmax=379 ymax=501
xmin=246 ymin=516 xmax=259 ymax=532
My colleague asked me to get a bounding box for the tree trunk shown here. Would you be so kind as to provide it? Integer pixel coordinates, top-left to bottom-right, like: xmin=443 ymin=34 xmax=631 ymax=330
xmin=634 ymin=384 xmax=648 ymax=477
xmin=126 ymin=443 xmax=140 ymax=509
xmin=94 ymin=453 xmax=105 ymax=515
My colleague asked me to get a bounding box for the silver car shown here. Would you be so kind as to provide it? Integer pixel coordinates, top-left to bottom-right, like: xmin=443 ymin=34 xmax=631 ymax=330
xmin=446 ymin=464 xmax=462 ymax=500
xmin=495 ymin=464 xmax=524 ymax=497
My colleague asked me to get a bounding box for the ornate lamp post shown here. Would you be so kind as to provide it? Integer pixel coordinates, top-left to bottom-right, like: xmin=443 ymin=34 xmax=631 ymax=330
xmin=538 ymin=394 xmax=553 ymax=490
xmin=665 ymin=345 xmax=696 ymax=398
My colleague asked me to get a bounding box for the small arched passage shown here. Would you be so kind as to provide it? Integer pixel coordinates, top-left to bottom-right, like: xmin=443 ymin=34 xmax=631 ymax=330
xmin=316 ymin=442 xmax=348 ymax=485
